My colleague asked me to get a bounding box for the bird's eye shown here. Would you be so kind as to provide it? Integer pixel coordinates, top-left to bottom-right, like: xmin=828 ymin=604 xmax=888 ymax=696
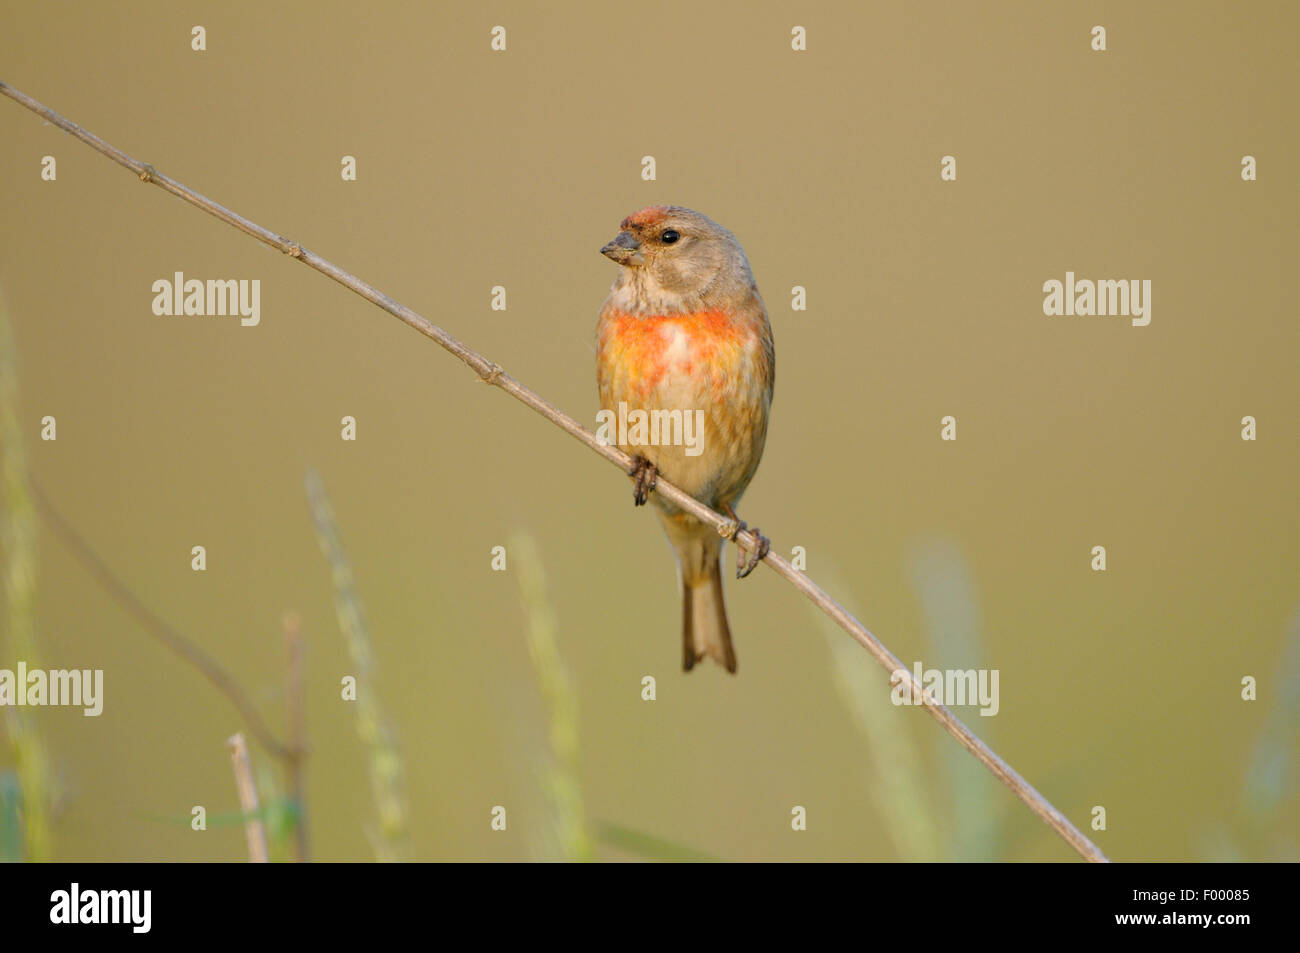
xmin=660 ymin=229 xmax=680 ymax=244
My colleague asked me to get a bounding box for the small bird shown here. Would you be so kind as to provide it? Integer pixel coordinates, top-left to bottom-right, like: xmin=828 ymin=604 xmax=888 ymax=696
xmin=596 ymin=206 xmax=774 ymax=673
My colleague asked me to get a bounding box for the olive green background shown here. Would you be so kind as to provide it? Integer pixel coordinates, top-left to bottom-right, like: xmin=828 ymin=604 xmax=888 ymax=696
xmin=1 ymin=0 xmax=1296 ymax=861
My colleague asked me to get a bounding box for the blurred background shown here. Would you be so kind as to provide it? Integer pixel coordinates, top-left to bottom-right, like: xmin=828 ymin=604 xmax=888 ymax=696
xmin=0 ymin=0 xmax=1296 ymax=861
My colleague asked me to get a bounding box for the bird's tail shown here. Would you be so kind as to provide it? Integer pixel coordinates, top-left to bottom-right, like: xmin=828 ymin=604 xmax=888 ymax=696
xmin=661 ymin=513 xmax=737 ymax=673
xmin=681 ymin=549 xmax=736 ymax=673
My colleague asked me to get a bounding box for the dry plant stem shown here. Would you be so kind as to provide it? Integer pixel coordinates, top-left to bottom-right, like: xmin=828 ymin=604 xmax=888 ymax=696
xmin=0 ymin=80 xmax=1108 ymax=863
xmin=29 ymin=482 xmax=294 ymax=761
xmin=226 ymin=733 xmax=269 ymax=863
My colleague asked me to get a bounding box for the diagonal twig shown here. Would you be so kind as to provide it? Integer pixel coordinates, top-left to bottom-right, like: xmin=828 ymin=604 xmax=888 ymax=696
xmin=28 ymin=482 xmax=294 ymax=761
xmin=0 ymin=80 xmax=1108 ymax=862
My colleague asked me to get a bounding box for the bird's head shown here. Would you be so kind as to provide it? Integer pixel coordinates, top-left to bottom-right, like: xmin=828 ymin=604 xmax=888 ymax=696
xmin=600 ymin=205 xmax=750 ymax=301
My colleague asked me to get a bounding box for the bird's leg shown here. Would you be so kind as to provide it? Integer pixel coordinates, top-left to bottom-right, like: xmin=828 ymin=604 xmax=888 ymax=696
xmin=629 ymin=455 xmax=658 ymax=506
xmin=723 ymin=503 xmax=770 ymax=579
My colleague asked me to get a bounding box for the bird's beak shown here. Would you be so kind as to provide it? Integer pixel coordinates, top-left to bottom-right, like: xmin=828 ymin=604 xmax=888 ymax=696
xmin=600 ymin=230 xmax=644 ymax=265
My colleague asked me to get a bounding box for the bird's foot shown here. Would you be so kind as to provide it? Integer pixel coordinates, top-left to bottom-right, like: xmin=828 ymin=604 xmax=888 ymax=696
xmin=629 ymin=456 xmax=658 ymax=506
xmin=724 ymin=504 xmax=770 ymax=579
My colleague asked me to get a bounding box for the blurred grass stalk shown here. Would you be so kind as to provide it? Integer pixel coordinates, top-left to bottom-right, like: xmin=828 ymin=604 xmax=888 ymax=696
xmin=281 ymin=609 xmax=309 ymax=862
xmin=595 ymin=821 xmax=717 ymax=862
xmin=818 ymin=543 xmax=1001 ymax=862
xmin=1228 ymin=607 xmax=1300 ymax=860
xmin=254 ymin=762 xmax=301 ymax=864
xmin=817 ymin=568 xmax=942 ymax=861
xmin=0 ymin=770 xmax=21 ymax=861
xmin=1243 ymin=609 xmax=1300 ymax=827
xmin=909 ymin=539 xmax=1001 ymax=862
xmin=306 ymin=469 xmax=410 ymax=861
xmin=0 ymin=292 xmax=54 ymax=862
xmin=509 ymin=532 xmax=593 ymax=862
xmin=1201 ymin=609 xmax=1300 ymax=862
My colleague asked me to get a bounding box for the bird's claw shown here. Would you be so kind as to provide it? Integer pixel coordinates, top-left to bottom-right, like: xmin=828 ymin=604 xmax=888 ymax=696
xmin=723 ymin=506 xmax=769 ymax=579
xmin=735 ymin=524 xmax=770 ymax=579
xmin=630 ymin=456 xmax=658 ymax=506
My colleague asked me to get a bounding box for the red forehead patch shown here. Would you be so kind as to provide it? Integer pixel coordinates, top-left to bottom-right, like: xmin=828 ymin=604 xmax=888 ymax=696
xmin=621 ymin=205 xmax=670 ymax=230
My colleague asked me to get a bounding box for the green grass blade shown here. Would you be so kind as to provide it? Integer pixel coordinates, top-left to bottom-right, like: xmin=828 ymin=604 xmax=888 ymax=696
xmin=510 ymin=532 xmax=592 ymax=862
xmin=0 ymin=291 xmax=54 ymax=862
xmin=306 ymin=468 xmax=409 ymax=861
xmin=595 ymin=821 xmax=718 ymax=862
